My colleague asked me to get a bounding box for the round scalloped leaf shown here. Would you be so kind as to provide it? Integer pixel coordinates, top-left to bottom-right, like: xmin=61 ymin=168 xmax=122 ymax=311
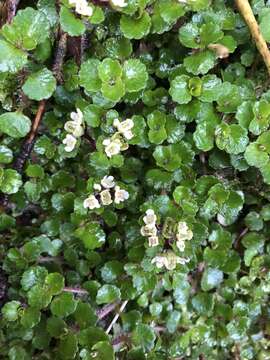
xmin=123 ymin=59 xmax=148 ymax=92
xmin=96 ymin=284 xmax=121 ymax=304
xmin=184 ymin=50 xmax=216 ymax=75
xmin=22 ymin=68 xmax=56 ymax=100
xmin=200 ymin=75 xmax=223 ymax=102
xmin=0 ymin=169 xmax=22 ymax=195
xmin=169 ymin=75 xmax=192 ymax=104
xmin=60 ymin=6 xmax=85 ymax=36
xmin=0 ymin=112 xmax=31 ymax=138
xmin=215 ymin=123 xmax=249 ymax=155
xmin=75 ymin=222 xmax=106 ymax=250
xmin=1 ymin=7 xmax=50 ymax=50
xmin=98 ymin=58 xmax=122 ymax=82
xmin=179 ymin=23 xmax=201 ymax=49
xmin=50 ymin=292 xmax=77 ymax=318
xmin=79 ymin=59 xmax=101 ymax=92
xmin=120 ymin=12 xmax=151 ymax=39
xmin=244 ymin=143 xmax=269 ymax=168
xmin=101 ymin=78 xmax=125 ymax=102
xmin=0 ymin=40 xmax=28 ymax=73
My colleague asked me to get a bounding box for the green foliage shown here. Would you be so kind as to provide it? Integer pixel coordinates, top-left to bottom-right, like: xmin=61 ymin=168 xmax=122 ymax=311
xmin=1 ymin=0 xmax=270 ymax=359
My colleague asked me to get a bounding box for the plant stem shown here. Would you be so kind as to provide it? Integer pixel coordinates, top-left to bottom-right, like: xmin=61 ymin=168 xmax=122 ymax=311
xmin=106 ymin=300 xmax=128 ymax=334
xmin=63 ymin=287 xmax=89 ymax=295
xmin=97 ymin=301 xmax=120 ymax=320
xmin=7 ymin=0 xmax=20 ymax=23
xmin=235 ymin=0 xmax=270 ymax=75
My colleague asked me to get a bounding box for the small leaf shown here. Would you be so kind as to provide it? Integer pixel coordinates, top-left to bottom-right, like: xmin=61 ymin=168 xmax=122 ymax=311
xmin=0 ymin=40 xmax=28 ymax=73
xmin=169 ymin=75 xmax=192 ymax=104
xmin=0 ymin=111 xmax=31 ymax=138
xmin=123 ymin=59 xmax=148 ymax=92
xmin=120 ymin=12 xmax=151 ymax=39
xmin=96 ymin=284 xmax=121 ymax=304
xmin=184 ymin=50 xmax=216 ymax=75
xmin=201 ymin=268 xmax=223 ymax=291
xmin=50 ymin=292 xmax=77 ymax=318
xmin=75 ymin=222 xmax=106 ymax=250
xmin=2 ymin=301 xmax=21 ymax=321
xmin=79 ymin=59 xmax=101 ymax=92
xmin=60 ymin=6 xmax=85 ymax=36
xmin=22 ymin=68 xmax=56 ymax=100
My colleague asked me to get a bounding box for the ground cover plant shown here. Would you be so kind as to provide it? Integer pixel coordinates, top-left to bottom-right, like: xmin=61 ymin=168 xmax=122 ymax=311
xmin=1 ymin=0 xmax=270 ymax=358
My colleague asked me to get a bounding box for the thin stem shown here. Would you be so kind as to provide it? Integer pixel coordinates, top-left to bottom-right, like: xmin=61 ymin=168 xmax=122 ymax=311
xmin=63 ymin=287 xmax=89 ymax=295
xmin=106 ymin=300 xmax=128 ymax=334
xmin=97 ymin=302 xmax=120 ymax=320
xmin=7 ymin=0 xmax=20 ymax=23
xmin=235 ymin=0 xmax=270 ymax=75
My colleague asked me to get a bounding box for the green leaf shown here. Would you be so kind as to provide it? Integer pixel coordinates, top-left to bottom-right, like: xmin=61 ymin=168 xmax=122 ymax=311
xmin=215 ymin=123 xmax=249 ymax=154
xmin=27 ymin=285 xmax=52 ymax=309
xmin=249 ymin=100 xmax=270 ymax=135
xmin=0 ymin=40 xmax=28 ymax=73
xmin=101 ymin=78 xmax=125 ymax=102
xmin=120 ymin=12 xmax=151 ymax=39
xmin=98 ymin=58 xmax=122 ymax=82
xmin=22 ymin=68 xmax=56 ymax=100
xmin=60 ymin=6 xmax=85 ymax=36
xmin=0 ymin=145 xmax=13 ymax=164
xmin=259 ymin=8 xmax=270 ymax=41
xmin=1 ymin=7 xmax=50 ymax=50
xmin=169 ymin=75 xmax=192 ymax=104
xmin=21 ymin=307 xmax=41 ymax=328
xmin=123 ymin=59 xmax=148 ymax=92
xmin=0 ymin=169 xmax=22 ymax=194
xmin=133 ymin=324 xmax=156 ymax=351
xmin=58 ymin=332 xmax=78 ymax=360
xmin=153 ymin=142 xmax=194 ymax=171
xmin=201 ymin=268 xmax=223 ymax=291
xmin=0 ymin=111 xmax=31 ymax=138
xmin=2 ymin=301 xmax=21 ymax=321
xmin=50 ymin=293 xmax=77 ymax=318
xmin=179 ymin=23 xmax=201 ymax=49
xmin=91 ymin=341 xmax=115 ymax=360
xmin=45 ymin=273 xmax=65 ymax=295
xmin=79 ymin=59 xmax=101 ymax=92
xmin=244 ymin=142 xmax=269 ymax=168
xmin=200 ymin=75 xmax=223 ymax=102
xmin=75 ymin=222 xmax=106 ymax=249
xmin=184 ymin=50 xmax=216 ymax=75
xmin=96 ymin=284 xmax=121 ymax=304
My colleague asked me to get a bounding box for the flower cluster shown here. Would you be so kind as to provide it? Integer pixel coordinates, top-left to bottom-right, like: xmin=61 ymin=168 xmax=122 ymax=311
xmin=103 ymin=118 xmax=134 ymax=158
xmin=141 ymin=209 xmax=159 ymax=247
xmin=63 ymin=109 xmax=84 ymax=152
xmin=83 ymin=175 xmax=129 ymax=210
xmin=151 ymin=251 xmax=190 ymax=271
xmin=68 ymin=0 xmax=93 ymax=17
xmin=176 ymin=221 xmax=193 ymax=252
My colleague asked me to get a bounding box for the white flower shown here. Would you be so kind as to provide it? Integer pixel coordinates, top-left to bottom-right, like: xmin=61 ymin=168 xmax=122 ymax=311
xmin=70 ymin=108 xmax=83 ymax=125
xmin=64 ymin=108 xmax=84 ymax=138
xmin=177 ymin=221 xmax=193 ymax=241
xmin=69 ymin=0 xmax=93 ymax=17
xmin=64 ymin=121 xmax=84 ymax=138
xmin=93 ymin=183 xmax=102 ymax=191
xmin=103 ymin=138 xmax=122 ymax=158
xmin=152 ymin=252 xmax=189 ymax=271
xmin=114 ymin=186 xmax=129 ymax=204
xmin=83 ymin=195 xmax=100 ymax=210
xmin=100 ymin=190 xmax=113 ymax=206
xmin=143 ymin=209 xmax=157 ymax=225
xmin=176 ymin=239 xmax=185 ymax=252
xmin=63 ymin=134 xmax=77 ymax=152
xmin=141 ymin=224 xmax=157 ymax=237
xmin=111 ymin=0 xmax=127 ymax=7
xmin=113 ymin=118 xmax=134 ymax=140
xmin=101 ymin=175 xmax=115 ymax=189
xmin=148 ymin=236 xmax=159 ymax=247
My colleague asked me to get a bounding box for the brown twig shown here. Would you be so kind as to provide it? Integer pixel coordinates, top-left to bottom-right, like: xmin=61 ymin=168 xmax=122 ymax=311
xmin=13 ymin=100 xmax=46 ymax=174
xmin=235 ymin=0 xmax=270 ymax=75
xmin=53 ymin=32 xmax=68 ymax=83
xmin=7 ymin=0 xmax=20 ymax=23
